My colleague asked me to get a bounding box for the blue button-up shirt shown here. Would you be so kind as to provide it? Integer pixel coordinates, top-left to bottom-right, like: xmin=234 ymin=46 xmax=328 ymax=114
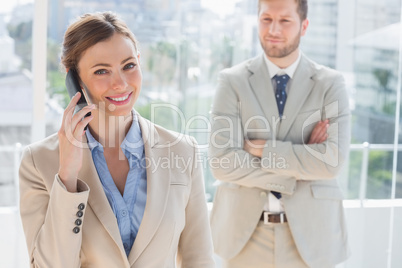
xmin=86 ymin=114 xmax=147 ymax=256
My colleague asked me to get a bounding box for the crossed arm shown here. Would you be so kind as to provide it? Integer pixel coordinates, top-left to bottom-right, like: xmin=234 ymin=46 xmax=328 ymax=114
xmin=243 ymin=119 xmax=329 ymax=158
xmin=208 ymin=71 xmax=350 ymax=194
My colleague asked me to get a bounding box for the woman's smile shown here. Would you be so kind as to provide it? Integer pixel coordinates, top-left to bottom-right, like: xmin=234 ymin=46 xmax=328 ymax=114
xmin=106 ymin=91 xmax=133 ymax=105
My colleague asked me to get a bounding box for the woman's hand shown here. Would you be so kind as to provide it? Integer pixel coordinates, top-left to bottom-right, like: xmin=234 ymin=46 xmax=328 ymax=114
xmin=58 ymin=92 xmax=95 ymax=192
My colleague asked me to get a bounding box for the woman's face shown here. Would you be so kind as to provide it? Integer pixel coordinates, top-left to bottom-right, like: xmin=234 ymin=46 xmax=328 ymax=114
xmin=77 ymin=32 xmax=142 ymax=117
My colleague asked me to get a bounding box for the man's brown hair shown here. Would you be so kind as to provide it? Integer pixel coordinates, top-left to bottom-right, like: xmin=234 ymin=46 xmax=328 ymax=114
xmin=258 ymin=0 xmax=308 ymax=21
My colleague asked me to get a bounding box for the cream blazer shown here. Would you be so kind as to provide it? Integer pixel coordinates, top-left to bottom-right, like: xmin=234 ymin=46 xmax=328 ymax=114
xmin=209 ymin=54 xmax=351 ymax=268
xmin=19 ymin=115 xmax=215 ymax=268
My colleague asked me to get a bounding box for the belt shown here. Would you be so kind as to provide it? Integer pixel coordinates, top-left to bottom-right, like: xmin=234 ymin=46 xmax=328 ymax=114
xmin=260 ymin=212 xmax=287 ymax=224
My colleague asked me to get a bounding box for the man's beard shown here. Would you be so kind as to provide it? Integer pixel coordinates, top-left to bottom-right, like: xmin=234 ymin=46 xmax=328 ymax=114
xmin=260 ymin=33 xmax=301 ymax=58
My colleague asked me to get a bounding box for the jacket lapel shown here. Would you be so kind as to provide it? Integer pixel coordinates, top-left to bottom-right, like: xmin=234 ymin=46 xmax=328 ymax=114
xmin=79 ymin=139 xmax=128 ymax=261
xmin=278 ymin=55 xmax=316 ymax=139
xmin=128 ymin=116 xmax=172 ymax=265
xmin=248 ymin=55 xmax=280 ymax=124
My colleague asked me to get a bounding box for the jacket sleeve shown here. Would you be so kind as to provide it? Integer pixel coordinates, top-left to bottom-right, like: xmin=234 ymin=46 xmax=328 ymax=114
xmin=208 ymin=71 xmax=297 ymax=194
xmin=260 ymin=73 xmax=350 ymax=181
xmin=208 ymin=70 xmax=350 ymax=192
xmin=19 ymin=146 xmax=90 ymax=268
xmin=176 ymin=137 xmax=215 ymax=268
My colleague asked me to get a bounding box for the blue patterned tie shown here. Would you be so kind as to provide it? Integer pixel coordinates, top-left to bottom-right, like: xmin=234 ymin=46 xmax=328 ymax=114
xmin=274 ymin=74 xmax=290 ymax=118
xmin=271 ymin=74 xmax=289 ymax=199
xmin=271 ymin=190 xmax=282 ymax=199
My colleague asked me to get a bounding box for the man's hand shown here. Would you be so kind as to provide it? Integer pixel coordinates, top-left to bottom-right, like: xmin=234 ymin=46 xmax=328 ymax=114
xmin=243 ymin=139 xmax=266 ymax=158
xmin=308 ymin=119 xmax=329 ymax=144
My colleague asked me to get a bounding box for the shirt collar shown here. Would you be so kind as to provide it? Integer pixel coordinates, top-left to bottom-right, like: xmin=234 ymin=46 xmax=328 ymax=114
xmin=120 ymin=113 xmax=144 ymax=159
xmin=86 ymin=127 xmax=103 ymax=152
xmin=264 ymin=50 xmax=301 ymax=79
xmin=85 ymin=111 xmax=144 ymax=158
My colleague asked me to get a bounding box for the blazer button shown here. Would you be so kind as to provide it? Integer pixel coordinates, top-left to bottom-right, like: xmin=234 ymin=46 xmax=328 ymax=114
xmin=75 ymin=219 xmax=82 ymax=226
xmin=76 ymin=211 xmax=84 ymax=218
xmin=73 ymin=227 xmax=80 ymax=234
xmin=78 ymin=203 xmax=85 ymax=210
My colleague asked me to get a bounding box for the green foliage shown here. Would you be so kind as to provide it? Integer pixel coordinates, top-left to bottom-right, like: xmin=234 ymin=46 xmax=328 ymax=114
xmin=373 ymin=69 xmax=391 ymax=89
xmin=7 ymin=20 xmax=32 ymax=41
xmin=48 ymin=71 xmax=69 ymax=108
xmin=155 ymin=41 xmax=177 ymax=59
xmin=7 ymin=21 xmax=33 ymax=70
xmin=366 ymin=151 xmax=393 ymax=199
xmin=372 ymin=68 xmax=395 ymax=115
xmin=47 ymin=39 xmax=62 ymax=72
xmin=382 ymin=101 xmax=396 ymax=115
xmin=346 ymin=151 xmax=362 ymax=199
xmin=46 ymin=39 xmax=67 ymax=108
xmin=347 ymin=150 xmax=395 ymax=199
xmin=209 ymin=34 xmax=234 ymax=79
xmin=147 ymin=41 xmax=177 ymax=84
xmin=8 ymin=20 xmax=66 ymax=107
xmin=135 ymin=102 xmax=183 ymax=133
xmin=135 ymin=103 xmax=152 ymax=120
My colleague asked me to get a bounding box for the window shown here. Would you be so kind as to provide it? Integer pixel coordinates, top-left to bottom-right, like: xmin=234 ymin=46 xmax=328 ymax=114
xmin=1 ymin=0 xmax=401 ymax=267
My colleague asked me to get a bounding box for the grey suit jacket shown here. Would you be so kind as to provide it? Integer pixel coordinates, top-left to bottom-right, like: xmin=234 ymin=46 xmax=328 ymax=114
xmin=209 ymin=54 xmax=351 ymax=268
xmin=19 ymin=114 xmax=215 ymax=268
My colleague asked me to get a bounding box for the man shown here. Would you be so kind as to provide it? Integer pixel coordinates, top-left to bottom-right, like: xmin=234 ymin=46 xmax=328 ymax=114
xmin=208 ymin=0 xmax=350 ymax=267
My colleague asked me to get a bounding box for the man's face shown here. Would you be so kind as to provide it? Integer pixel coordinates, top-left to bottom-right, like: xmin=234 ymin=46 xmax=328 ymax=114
xmin=258 ymin=0 xmax=308 ymax=59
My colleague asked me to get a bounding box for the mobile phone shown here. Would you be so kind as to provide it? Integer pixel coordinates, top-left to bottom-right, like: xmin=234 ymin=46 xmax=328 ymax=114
xmin=65 ymin=69 xmax=92 ymax=130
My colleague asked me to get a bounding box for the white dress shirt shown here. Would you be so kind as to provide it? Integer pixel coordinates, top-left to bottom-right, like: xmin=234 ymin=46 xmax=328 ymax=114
xmin=263 ymin=51 xmax=302 ymax=213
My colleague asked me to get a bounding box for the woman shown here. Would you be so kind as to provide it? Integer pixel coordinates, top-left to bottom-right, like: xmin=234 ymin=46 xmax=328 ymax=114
xmin=19 ymin=12 xmax=215 ymax=268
